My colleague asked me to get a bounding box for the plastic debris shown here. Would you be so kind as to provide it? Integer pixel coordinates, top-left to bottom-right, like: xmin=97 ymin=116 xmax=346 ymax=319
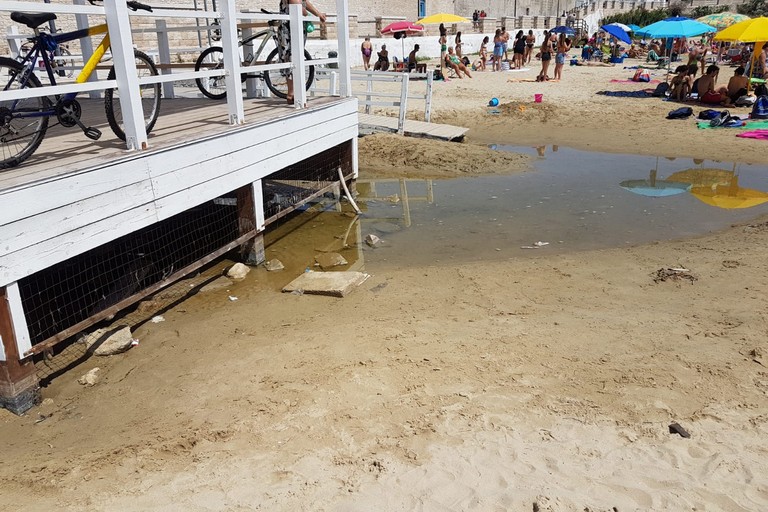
xmin=228 ymin=296 xmax=238 ymax=301
xmin=150 ymin=315 xmax=165 ymax=323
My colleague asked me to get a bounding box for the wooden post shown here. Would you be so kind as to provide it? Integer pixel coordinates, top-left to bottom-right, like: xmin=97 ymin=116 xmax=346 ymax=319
xmin=289 ymin=4 xmax=307 ymax=109
xmin=0 ymin=285 xmax=39 ymax=415
xmin=219 ymin=0 xmax=245 ymax=124
xmin=103 ymin=0 xmax=148 ymax=151
xmin=236 ymin=181 xmax=265 ymax=265
xmin=74 ymin=0 xmax=100 ymax=99
xmin=397 ymin=73 xmax=409 ymax=135
xmin=424 ymin=70 xmax=433 ymax=122
xmin=155 ymin=19 xmax=175 ymax=100
xmin=335 ymin=0 xmax=352 ymax=97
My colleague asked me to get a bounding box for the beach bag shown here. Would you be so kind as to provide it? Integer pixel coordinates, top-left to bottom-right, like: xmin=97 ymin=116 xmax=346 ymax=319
xmin=433 ymin=69 xmax=443 ymax=81
xmin=698 ymin=109 xmax=721 ymax=120
xmin=652 ymin=82 xmax=669 ymax=97
xmin=709 ymin=110 xmax=732 ymax=127
xmin=751 ymin=95 xmax=768 ymax=119
xmin=666 ymin=106 xmax=693 ymax=119
xmin=632 ymin=69 xmax=651 ymax=82
xmin=735 ymin=94 xmax=756 ymax=107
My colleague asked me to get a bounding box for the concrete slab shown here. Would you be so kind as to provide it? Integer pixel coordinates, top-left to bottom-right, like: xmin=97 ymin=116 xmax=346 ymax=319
xmin=282 ymin=271 xmax=370 ymax=297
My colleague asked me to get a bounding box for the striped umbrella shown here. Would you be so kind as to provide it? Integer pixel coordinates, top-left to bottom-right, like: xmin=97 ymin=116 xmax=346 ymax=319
xmin=696 ymin=12 xmax=750 ymax=30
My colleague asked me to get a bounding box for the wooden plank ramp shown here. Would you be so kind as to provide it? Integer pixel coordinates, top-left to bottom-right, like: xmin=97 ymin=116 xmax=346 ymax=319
xmin=358 ymin=113 xmax=468 ymax=142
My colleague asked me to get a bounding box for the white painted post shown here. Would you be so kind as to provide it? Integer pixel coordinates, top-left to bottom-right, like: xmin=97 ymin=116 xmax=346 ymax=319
xmin=5 ymin=283 xmax=31 ymax=358
xmin=6 ymin=26 xmax=20 ymax=58
xmin=219 ymin=0 xmax=245 ymax=124
xmin=424 ymin=71 xmax=433 ymax=122
xmin=365 ymin=76 xmax=372 ymax=114
xmin=242 ymin=24 xmax=259 ymax=98
xmin=329 ymin=70 xmax=337 ymax=95
xmin=155 ymin=19 xmax=175 ymax=100
xmin=74 ymin=0 xmax=100 ymax=99
xmin=351 ymin=136 xmax=359 ymax=179
xmin=253 ymin=179 xmax=266 ymax=231
xmin=334 ymin=0 xmax=352 ymax=96
xmin=289 ymin=4 xmax=307 ymax=109
xmin=397 ymin=73 xmax=409 ymax=135
xmin=103 ymin=0 xmax=148 ymax=151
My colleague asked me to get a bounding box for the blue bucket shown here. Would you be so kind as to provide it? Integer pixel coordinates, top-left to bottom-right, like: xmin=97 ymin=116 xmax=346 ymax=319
xmin=488 ymin=97 xmax=499 ymax=107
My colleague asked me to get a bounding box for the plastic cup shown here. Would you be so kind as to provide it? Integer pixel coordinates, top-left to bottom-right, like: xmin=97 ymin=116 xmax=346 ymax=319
xmin=534 ymin=94 xmax=543 ymax=103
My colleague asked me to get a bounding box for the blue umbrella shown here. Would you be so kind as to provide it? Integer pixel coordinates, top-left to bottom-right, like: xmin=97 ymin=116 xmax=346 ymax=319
xmin=601 ymin=24 xmax=632 ymax=44
xmin=620 ymin=169 xmax=692 ymax=197
xmin=550 ymin=25 xmax=575 ymax=35
xmin=635 ymin=17 xmax=716 ymax=39
xmin=627 ymin=23 xmax=642 ymax=32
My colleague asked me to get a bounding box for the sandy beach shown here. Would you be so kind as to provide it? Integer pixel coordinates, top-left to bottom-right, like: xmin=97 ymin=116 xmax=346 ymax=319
xmin=2 ymin=57 xmax=768 ymax=511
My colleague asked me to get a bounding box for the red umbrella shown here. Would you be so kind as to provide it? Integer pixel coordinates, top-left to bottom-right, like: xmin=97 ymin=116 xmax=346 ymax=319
xmin=381 ymin=21 xmax=424 ymax=61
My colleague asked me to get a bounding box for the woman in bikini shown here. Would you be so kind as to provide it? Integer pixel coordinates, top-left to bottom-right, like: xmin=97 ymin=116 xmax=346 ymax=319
xmin=538 ymin=30 xmax=553 ymax=81
xmin=361 ymin=37 xmax=372 ymax=70
xmin=554 ymin=33 xmax=571 ymax=80
xmin=455 ymin=31 xmax=464 ymax=59
xmin=477 ymin=35 xmax=489 ymax=71
xmin=525 ymin=30 xmax=535 ymax=64
xmin=439 ymin=23 xmax=449 ymax=77
xmin=513 ymin=30 xmax=526 ymax=69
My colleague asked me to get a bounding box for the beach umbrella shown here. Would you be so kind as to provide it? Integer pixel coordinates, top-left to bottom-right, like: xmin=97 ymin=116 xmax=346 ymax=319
xmin=666 ymin=167 xmax=735 ymax=188
xmin=601 ymin=24 xmax=632 ymax=45
xmin=627 ymin=23 xmax=642 ymax=32
xmin=416 ymin=13 xmax=469 ymax=25
xmin=381 ymin=21 xmax=424 ymax=60
xmin=550 ymin=25 xmax=575 ymax=35
xmin=714 ymin=17 xmax=768 ymax=92
xmin=690 ymin=176 xmax=768 ymax=209
xmin=636 ymin=17 xmax=716 ymax=39
xmin=606 ymin=22 xmax=632 ymax=32
xmin=696 ymin=12 xmax=750 ymax=30
xmin=620 ymin=169 xmax=691 ymax=197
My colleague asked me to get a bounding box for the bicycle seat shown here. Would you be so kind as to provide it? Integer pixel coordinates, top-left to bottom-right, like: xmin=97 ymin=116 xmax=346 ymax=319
xmin=10 ymin=12 xmax=57 ymax=29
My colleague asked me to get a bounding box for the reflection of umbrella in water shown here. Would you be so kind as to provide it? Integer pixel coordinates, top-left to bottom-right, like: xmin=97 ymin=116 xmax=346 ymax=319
xmin=620 ymin=169 xmax=691 ymax=197
xmin=690 ymin=176 xmax=768 ymax=209
xmin=666 ymin=167 xmax=735 ymax=188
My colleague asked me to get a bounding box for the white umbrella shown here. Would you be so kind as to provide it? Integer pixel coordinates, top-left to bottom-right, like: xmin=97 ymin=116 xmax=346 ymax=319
xmin=605 ymin=22 xmax=632 ymax=32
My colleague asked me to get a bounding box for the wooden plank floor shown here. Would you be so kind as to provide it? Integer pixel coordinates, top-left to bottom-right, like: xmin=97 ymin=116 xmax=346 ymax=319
xmin=358 ymin=113 xmax=468 ymax=142
xmin=0 ymin=95 xmax=343 ymax=192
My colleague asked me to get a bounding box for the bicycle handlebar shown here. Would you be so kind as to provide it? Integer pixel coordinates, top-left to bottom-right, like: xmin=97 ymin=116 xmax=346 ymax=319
xmin=87 ymin=0 xmax=153 ymax=12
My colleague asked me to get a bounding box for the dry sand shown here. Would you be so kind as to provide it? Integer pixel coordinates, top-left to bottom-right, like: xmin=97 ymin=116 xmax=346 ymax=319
xmin=2 ymin=58 xmax=768 ymax=511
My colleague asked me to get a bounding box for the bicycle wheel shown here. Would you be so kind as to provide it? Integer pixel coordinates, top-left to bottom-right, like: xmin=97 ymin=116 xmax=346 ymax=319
xmin=0 ymin=57 xmax=50 ymax=169
xmin=104 ymin=50 xmax=161 ymax=142
xmin=263 ymin=48 xmax=315 ymax=99
xmin=194 ymin=46 xmax=227 ymax=100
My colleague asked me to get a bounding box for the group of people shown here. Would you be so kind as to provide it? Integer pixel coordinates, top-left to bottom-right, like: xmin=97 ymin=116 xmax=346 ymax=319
xmin=483 ymin=28 xmax=537 ymax=71
xmin=536 ymin=30 xmax=572 ymax=81
xmin=669 ymin=64 xmax=750 ymax=106
xmin=361 ymin=38 xmax=422 ymax=73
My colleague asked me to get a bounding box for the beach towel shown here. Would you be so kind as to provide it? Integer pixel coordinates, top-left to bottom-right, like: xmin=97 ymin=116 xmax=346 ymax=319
xmin=596 ymin=89 xmax=655 ymax=97
xmin=737 ymin=129 xmax=768 ymax=140
xmin=508 ymin=78 xmax=560 ymax=83
xmin=697 ymin=118 xmax=767 ymax=129
xmin=610 ymin=78 xmax=661 ymax=84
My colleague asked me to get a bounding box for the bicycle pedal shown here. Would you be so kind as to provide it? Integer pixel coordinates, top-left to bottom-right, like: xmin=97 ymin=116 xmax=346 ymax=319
xmin=83 ymin=127 xmax=101 ymax=140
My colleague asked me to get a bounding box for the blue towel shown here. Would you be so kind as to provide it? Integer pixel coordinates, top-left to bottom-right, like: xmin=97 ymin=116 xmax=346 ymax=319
xmin=596 ymin=90 xmax=653 ymax=98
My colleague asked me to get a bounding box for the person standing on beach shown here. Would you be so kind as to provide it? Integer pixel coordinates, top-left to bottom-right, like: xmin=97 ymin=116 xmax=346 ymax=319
xmin=502 ymin=26 xmax=510 ymax=61
xmin=439 ymin=23 xmax=448 ymax=75
xmin=554 ymin=33 xmax=571 ymax=80
xmin=493 ymin=28 xmax=504 ymax=71
xmin=538 ymin=30 xmax=553 ymax=81
xmin=361 ymin=37 xmax=372 ymax=70
xmin=525 ymin=30 xmax=535 ymax=64
xmin=455 ymin=31 xmax=464 ymax=58
xmin=478 ymin=35 xmax=489 ymax=71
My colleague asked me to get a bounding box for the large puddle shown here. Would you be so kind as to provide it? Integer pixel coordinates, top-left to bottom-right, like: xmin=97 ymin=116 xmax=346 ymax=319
xmin=265 ymin=146 xmax=768 ymax=272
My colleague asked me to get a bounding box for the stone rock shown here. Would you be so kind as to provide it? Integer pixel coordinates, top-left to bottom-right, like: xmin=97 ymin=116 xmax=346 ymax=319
xmin=226 ymin=262 xmax=251 ymax=280
xmin=136 ymin=299 xmax=162 ymax=314
xmin=41 ymin=398 xmax=54 ymax=407
xmin=315 ymin=252 xmax=348 ymax=270
xmin=365 ymin=234 xmax=381 ymax=247
xmin=81 ymin=326 xmax=134 ymax=356
xmin=264 ymin=259 xmax=285 ymax=272
xmin=199 ymin=276 xmax=233 ymax=293
xmin=372 ymin=222 xmax=401 ymax=234
xmin=282 ymin=271 xmax=370 ymax=297
xmin=78 ymin=368 xmax=100 ymax=387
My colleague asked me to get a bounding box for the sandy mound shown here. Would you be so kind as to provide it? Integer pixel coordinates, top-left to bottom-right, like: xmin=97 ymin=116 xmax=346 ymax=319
xmin=358 ymin=133 xmax=531 ymax=179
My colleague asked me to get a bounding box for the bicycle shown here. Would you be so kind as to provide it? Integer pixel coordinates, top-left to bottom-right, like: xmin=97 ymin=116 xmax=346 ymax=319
xmin=194 ymin=9 xmax=314 ymax=100
xmin=0 ymin=0 xmax=161 ymax=169
xmin=18 ymin=28 xmax=76 ymax=79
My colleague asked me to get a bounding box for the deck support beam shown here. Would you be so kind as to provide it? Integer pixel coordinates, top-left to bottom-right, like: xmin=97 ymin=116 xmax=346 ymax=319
xmin=236 ymin=181 xmax=266 ymax=265
xmin=0 ymin=285 xmax=39 ymax=415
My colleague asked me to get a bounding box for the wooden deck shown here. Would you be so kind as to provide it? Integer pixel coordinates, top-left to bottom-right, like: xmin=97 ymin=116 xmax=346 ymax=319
xmin=0 ymin=95 xmax=343 ymax=192
xmin=359 ymin=113 xmax=469 ymax=141
xmin=357 ymin=113 xmax=468 ymax=142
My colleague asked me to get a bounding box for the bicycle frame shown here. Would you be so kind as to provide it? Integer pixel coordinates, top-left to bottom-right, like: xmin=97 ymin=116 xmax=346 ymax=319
xmin=17 ymin=22 xmax=110 ymax=105
xmin=242 ymin=29 xmax=277 ymax=68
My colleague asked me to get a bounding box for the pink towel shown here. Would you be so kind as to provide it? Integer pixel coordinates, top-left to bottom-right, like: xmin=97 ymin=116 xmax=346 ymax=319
xmin=737 ymin=130 xmax=768 ymax=140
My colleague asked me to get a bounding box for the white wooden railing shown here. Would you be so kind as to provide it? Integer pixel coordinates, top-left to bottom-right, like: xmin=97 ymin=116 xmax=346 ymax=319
xmin=351 ymin=69 xmax=433 ymax=134
xmin=0 ymin=0 xmax=353 ymax=152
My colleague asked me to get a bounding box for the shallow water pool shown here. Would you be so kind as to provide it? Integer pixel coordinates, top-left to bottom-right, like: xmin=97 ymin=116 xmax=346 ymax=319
xmin=350 ymin=145 xmax=768 ymax=269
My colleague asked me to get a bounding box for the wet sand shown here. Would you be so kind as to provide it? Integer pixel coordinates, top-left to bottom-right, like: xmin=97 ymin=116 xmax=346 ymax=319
xmin=1 ymin=58 xmax=768 ymax=511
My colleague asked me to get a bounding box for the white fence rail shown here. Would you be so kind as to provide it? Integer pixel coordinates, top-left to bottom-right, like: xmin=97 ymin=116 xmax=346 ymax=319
xmin=350 ymin=69 xmax=433 ymax=134
xmin=0 ymin=0 xmax=353 ymax=151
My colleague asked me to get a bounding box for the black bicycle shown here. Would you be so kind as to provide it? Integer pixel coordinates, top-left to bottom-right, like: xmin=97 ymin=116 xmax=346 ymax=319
xmin=0 ymin=0 xmax=161 ymax=169
xmin=194 ymin=9 xmax=314 ymax=100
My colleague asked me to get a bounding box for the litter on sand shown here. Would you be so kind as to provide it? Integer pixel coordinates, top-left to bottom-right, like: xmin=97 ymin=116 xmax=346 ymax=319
xmin=522 ymin=241 xmax=550 ymax=249
xmin=652 ymin=267 xmax=697 ymax=283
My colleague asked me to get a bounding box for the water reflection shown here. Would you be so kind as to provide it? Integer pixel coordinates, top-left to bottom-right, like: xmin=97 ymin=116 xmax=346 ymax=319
xmin=356 ymin=178 xmax=435 ymax=228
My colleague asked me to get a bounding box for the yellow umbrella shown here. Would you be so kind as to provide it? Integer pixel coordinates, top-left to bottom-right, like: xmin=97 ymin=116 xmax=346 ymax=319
xmin=714 ymin=16 xmax=768 ymax=42
xmin=690 ymin=176 xmax=768 ymax=209
xmin=417 ymin=13 xmax=469 ymax=25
